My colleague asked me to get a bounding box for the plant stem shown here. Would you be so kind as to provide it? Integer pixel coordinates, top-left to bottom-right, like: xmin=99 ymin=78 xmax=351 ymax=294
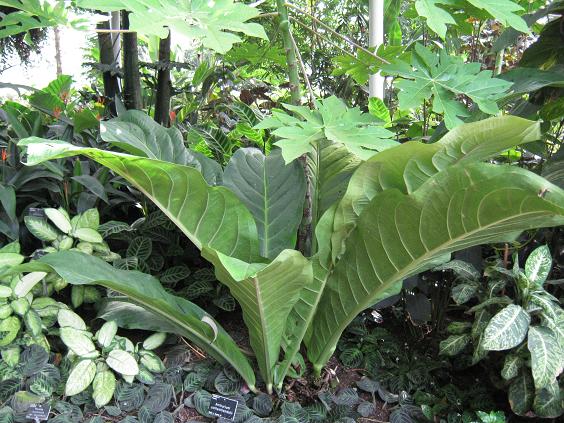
xmin=495 ymin=48 xmax=505 ymax=75
xmin=121 ymin=11 xmax=143 ymax=110
xmin=288 ymin=28 xmax=315 ymax=105
xmin=154 ymin=30 xmax=172 ymax=126
xmin=285 ymin=2 xmax=390 ymax=64
xmin=276 ymin=0 xmax=301 ymax=105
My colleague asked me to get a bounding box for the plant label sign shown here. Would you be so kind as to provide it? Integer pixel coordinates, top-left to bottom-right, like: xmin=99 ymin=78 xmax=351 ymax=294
xmin=208 ymin=394 xmax=238 ymax=420
xmin=25 ymin=403 xmax=50 ymax=422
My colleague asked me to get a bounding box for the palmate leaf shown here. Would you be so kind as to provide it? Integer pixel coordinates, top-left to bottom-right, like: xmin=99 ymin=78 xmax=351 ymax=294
xmin=414 ymin=0 xmax=528 ymax=38
xmin=0 ymin=0 xmax=90 ymax=39
xmin=223 ymin=148 xmax=306 ymax=259
xmin=202 ymin=248 xmax=312 ymax=392
xmin=306 ymin=163 xmax=564 ymax=370
xmin=382 ymin=44 xmax=513 ymax=129
xmin=76 ymin=0 xmax=267 ymax=54
xmin=20 ymin=138 xmax=260 ymax=262
xmin=256 ymin=96 xmax=397 ymax=162
xmin=28 ymin=251 xmax=256 ymax=390
xmin=415 ymin=0 xmax=455 ymax=39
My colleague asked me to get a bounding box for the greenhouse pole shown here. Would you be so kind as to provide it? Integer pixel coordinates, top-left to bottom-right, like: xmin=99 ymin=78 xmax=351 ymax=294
xmin=369 ymin=0 xmax=384 ymax=99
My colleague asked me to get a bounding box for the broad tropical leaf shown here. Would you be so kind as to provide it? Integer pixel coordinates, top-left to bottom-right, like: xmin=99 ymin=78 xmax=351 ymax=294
xmin=330 ymin=116 xmax=541 ymax=261
xmin=483 ymin=305 xmax=530 ymax=351
xmin=527 ymin=326 xmax=563 ymax=389
xmin=256 ymin=96 xmax=396 ymax=162
xmin=99 ymin=110 xmax=222 ymax=185
xmin=223 ymin=148 xmax=306 ymax=259
xmin=202 ymin=248 xmax=312 ymax=392
xmin=30 ymin=251 xmax=256 ymax=390
xmin=19 ymin=138 xmax=260 ymax=262
xmin=76 ymin=0 xmax=267 ymax=54
xmin=382 ymin=44 xmax=513 ymax=128
xmin=306 ymin=163 xmax=564 ymax=369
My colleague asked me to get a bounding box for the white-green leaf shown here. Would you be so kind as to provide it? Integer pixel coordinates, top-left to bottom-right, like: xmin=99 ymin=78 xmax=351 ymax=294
xmin=97 ymin=320 xmax=118 ymax=348
xmin=44 ymin=208 xmax=71 ymax=234
xmin=142 ymin=332 xmax=167 ymax=351
xmin=106 ymin=349 xmax=139 ymax=376
xmin=501 ymin=354 xmax=523 ymax=380
xmin=57 ymin=308 xmax=87 ymax=330
xmin=483 ymin=305 xmax=530 ymax=351
xmin=439 ymin=334 xmax=471 ymax=356
xmin=0 ymin=253 xmax=24 ymax=267
xmin=533 ymin=379 xmax=564 ymax=418
xmin=223 ymin=148 xmax=306 ymax=259
xmin=65 ymin=359 xmax=96 ymax=396
xmin=525 ymin=245 xmax=552 ymax=286
xmin=13 ymin=272 xmax=47 ymax=298
xmin=73 ymin=228 xmax=103 ymax=243
xmin=92 ymin=370 xmax=116 ymax=408
xmin=60 ymin=327 xmax=99 ymax=357
xmin=24 ymin=216 xmax=58 ymax=241
xmin=527 ymin=326 xmax=562 ymax=389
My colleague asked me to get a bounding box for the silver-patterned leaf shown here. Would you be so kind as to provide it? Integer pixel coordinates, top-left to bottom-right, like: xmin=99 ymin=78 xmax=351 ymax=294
xmin=106 ymin=350 xmax=139 ymax=376
xmin=525 ymin=245 xmax=552 ymax=286
xmin=66 ymin=360 xmax=96 ymax=396
xmin=482 ymin=305 xmax=530 ymax=351
xmin=93 ymin=370 xmax=116 ymax=408
xmin=439 ymin=334 xmax=471 ymax=356
xmin=501 ymin=354 xmax=523 ymax=381
xmin=508 ymin=372 xmax=534 ymax=416
xmin=527 ymin=326 xmax=562 ymax=389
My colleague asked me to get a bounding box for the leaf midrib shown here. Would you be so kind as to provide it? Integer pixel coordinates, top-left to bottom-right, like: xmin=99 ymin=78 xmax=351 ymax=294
xmin=314 ymin=210 xmax=555 ymax=364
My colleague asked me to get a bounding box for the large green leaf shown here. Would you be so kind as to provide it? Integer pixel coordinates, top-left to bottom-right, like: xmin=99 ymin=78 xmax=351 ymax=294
xmin=223 ymin=148 xmax=306 ymax=259
xmin=466 ymin=0 xmax=528 ymax=33
xmin=306 ymin=163 xmax=564 ymax=370
xmin=330 ymin=116 xmax=541 ymax=261
xmin=414 ymin=0 xmax=528 ymax=38
xmin=415 ymin=0 xmax=455 ymax=39
xmin=308 ymin=140 xmax=362 ymax=253
xmin=76 ymin=0 xmax=267 ymax=54
xmin=33 ymin=251 xmax=256 ymax=390
xmin=256 ymin=96 xmax=397 ymax=162
xmin=100 ymin=110 xmax=222 ymax=185
xmin=202 ymin=248 xmax=312 ymax=393
xmin=527 ymin=326 xmax=563 ymax=389
xmin=382 ymin=44 xmax=513 ymax=128
xmin=19 ymin=138 xmax=260 ymax=262
xmin=0 ymin=0 xmax=89 ymax=38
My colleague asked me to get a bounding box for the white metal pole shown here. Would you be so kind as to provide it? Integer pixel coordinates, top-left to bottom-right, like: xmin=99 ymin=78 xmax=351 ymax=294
xmin=369 ymin=0 xmax=385 ymax=99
